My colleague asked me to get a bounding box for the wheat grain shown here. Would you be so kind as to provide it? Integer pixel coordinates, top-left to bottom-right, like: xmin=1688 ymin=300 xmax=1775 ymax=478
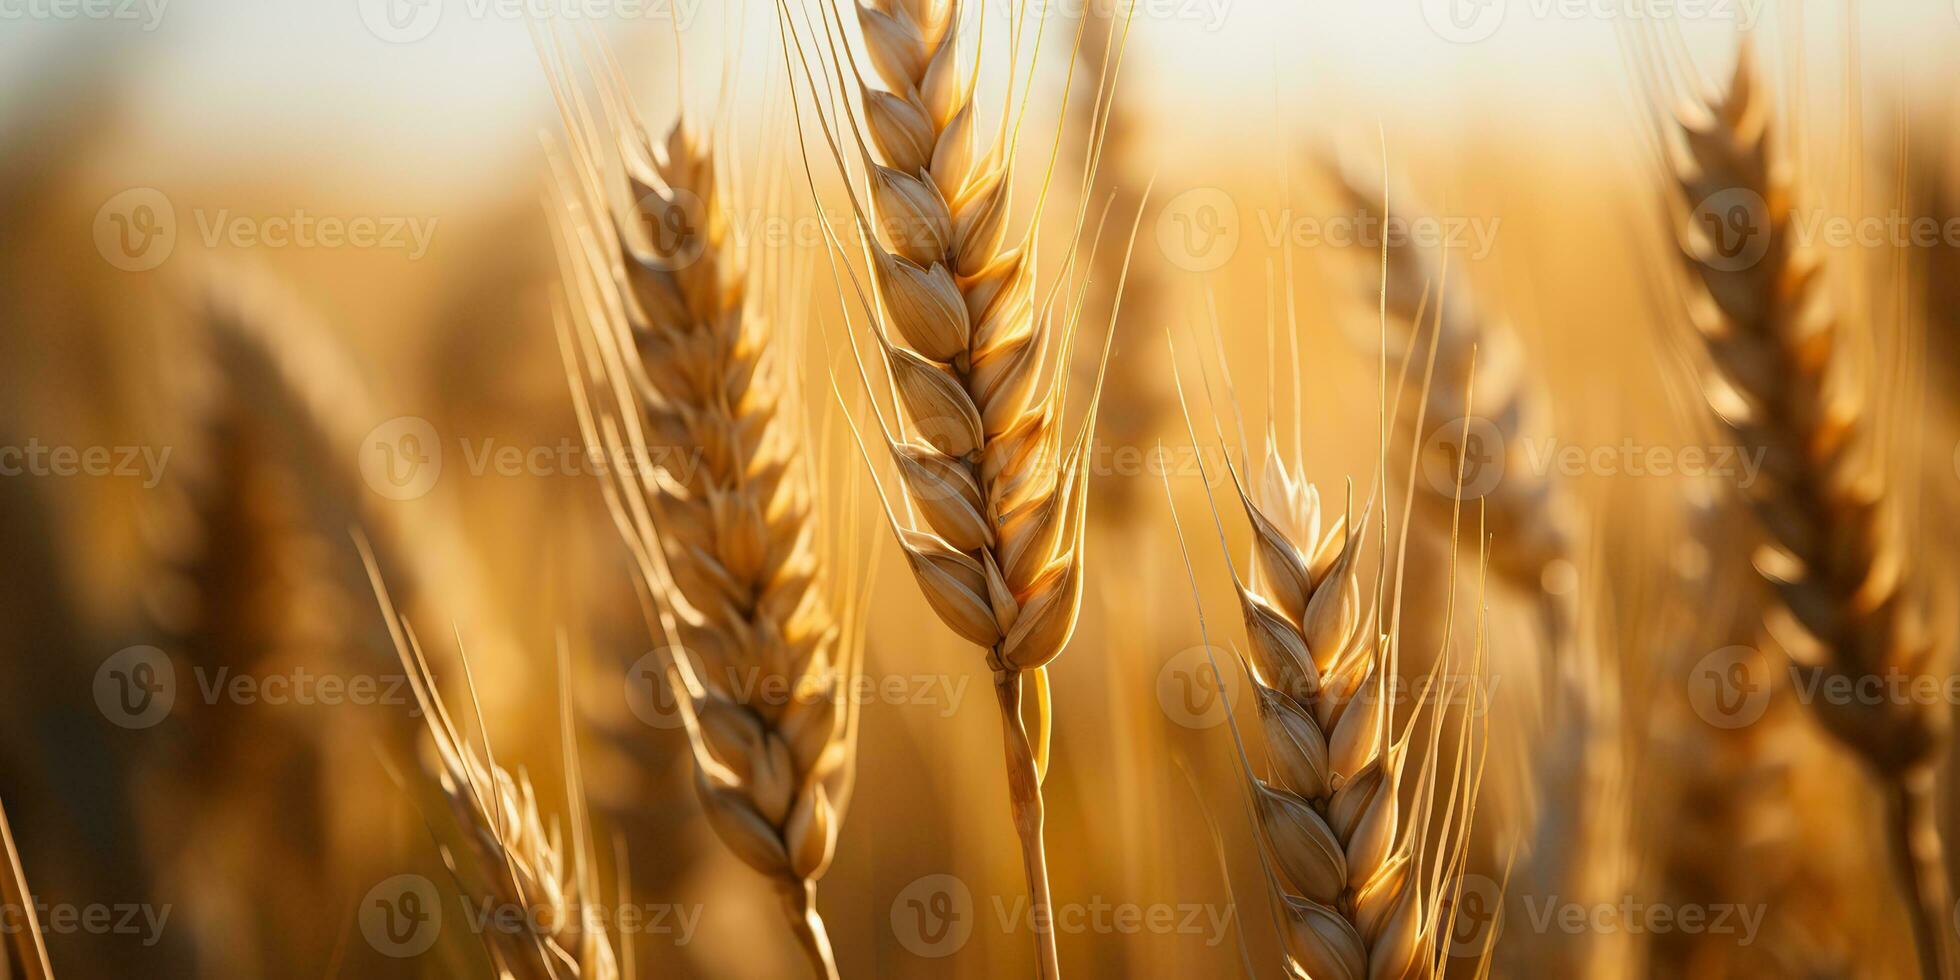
xmin=538 ymin=34 xmax=858 ymax=979
xmin=1655 ymin=43 xmax=1954 ymax=978
xmin=364 ymin=543 xmax=619 ymax=980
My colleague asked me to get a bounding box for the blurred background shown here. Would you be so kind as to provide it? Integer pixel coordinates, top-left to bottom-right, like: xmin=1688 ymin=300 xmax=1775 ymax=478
xmin=3 ymin=0 xmax=1960 ymax=976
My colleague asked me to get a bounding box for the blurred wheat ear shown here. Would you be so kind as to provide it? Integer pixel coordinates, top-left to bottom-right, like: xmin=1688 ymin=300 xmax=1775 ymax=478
xmin=1648 ymin=41 xmax=1955 ymax=978
xmin=539 ymin=31 xmax=864 ymax=980
xmin=363 ymin=542 xmax=621 ymax=979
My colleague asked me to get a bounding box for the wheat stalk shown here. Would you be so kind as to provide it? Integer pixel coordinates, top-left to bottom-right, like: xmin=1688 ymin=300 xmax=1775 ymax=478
xmin=0 ymin=797 xmax=51 ymax=980
xmin=1654 ymin=43 xmax=1954 ymax=978
xmin=777 ymin=3 xmax=1138 ymax=974
xmin=538 ymin=34 xmax=859 ymax=979
xmin=363 ymin=543 xmax=619 ymax=980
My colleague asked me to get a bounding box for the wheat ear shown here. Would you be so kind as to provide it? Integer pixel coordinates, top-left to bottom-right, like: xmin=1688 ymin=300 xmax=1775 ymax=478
xmin=1329 ymin=164 xmax=1579 ymax=639
xmin=1655 ymin=44 xmax=1954 ymax=978
xmin=363 ymin=541 xmax=619 ymax=980
xmin=538 ymin=34 xmax=858 ymax=979
xmin=1164 ymin=337 xmax=1487 ymax=978
xmin=781 ymin=2 xmax=1137 ymax=973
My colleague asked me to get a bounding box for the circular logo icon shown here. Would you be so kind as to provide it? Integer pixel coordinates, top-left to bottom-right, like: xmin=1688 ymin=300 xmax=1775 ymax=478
xmin=1688 ymin=187 xmax=1771 ymax=272
xmin=633 ymin=186 xmax=710 ymax=272
xmin=93 ymin=646 xmax=176 ymax=730
xmin=1444 ymin=873 xmax=1504 ymax=957
xmin=625 ymin=650 xmax=687 ymax=730
xmin=93 ymin=188 xmax=176 ymax=272
xmin=1421 ymin=416 xmax=1506 ymax=500
xmin=1156 ymin=187 xmax=1240 ymax=273
xmin=1687 ymin=645 xmax=1773 ymax=730
xmin=360 ymin=416 xmax=442 ymax=501
xmin=356 ymin=0 xmax=442 ymax=42
xmin=1156 ymin=645 xmax=1242 ymax=730
xmin=890 ymin=873 xmax=974 ymax=958
xmin=1420 ymin=0 xmax=1505 ymax=43
xmin=360 ymin=873 xmax=443 ymax=957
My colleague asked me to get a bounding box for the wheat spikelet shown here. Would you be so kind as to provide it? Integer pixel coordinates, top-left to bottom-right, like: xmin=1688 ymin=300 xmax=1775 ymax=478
xmin=540 ymin=35 xmax=858 ymax=978
xmin=778 ymin=3 xmax=1135 ymax=974
xmin=1654 ymin=43 xmax=1954 ymax=977
xmin=365 ymin=546 xmax=619 ymax=980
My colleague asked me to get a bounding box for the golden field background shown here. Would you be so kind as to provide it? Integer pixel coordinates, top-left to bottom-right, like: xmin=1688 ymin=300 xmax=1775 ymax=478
xmin=3 ymin=0 xmax=1960 ymax=976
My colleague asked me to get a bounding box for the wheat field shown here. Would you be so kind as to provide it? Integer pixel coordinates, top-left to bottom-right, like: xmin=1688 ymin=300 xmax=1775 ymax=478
xmin=3 ymin=1 xmax=1960 ymax=977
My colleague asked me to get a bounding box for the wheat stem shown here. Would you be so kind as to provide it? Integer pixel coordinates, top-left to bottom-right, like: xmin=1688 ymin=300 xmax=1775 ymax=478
xmin=0 ymin=798 xmax=51 ymax=980
xmin=993 ymin=667 xmax=1060 ymax=980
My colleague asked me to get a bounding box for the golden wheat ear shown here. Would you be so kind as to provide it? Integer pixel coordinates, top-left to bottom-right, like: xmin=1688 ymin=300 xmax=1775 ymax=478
xmin=1636 ymin=33 xmax=1956 ymax=980
xmin=538 ymin=24 xmax=860 ymax=979
xmin=1164 ymin=324 xmax=1489 ymax=980
xmin=361 ymin=536 xmax=621 ymax=980
xmin=775 ymin=2 xmax=1150 ymax=974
